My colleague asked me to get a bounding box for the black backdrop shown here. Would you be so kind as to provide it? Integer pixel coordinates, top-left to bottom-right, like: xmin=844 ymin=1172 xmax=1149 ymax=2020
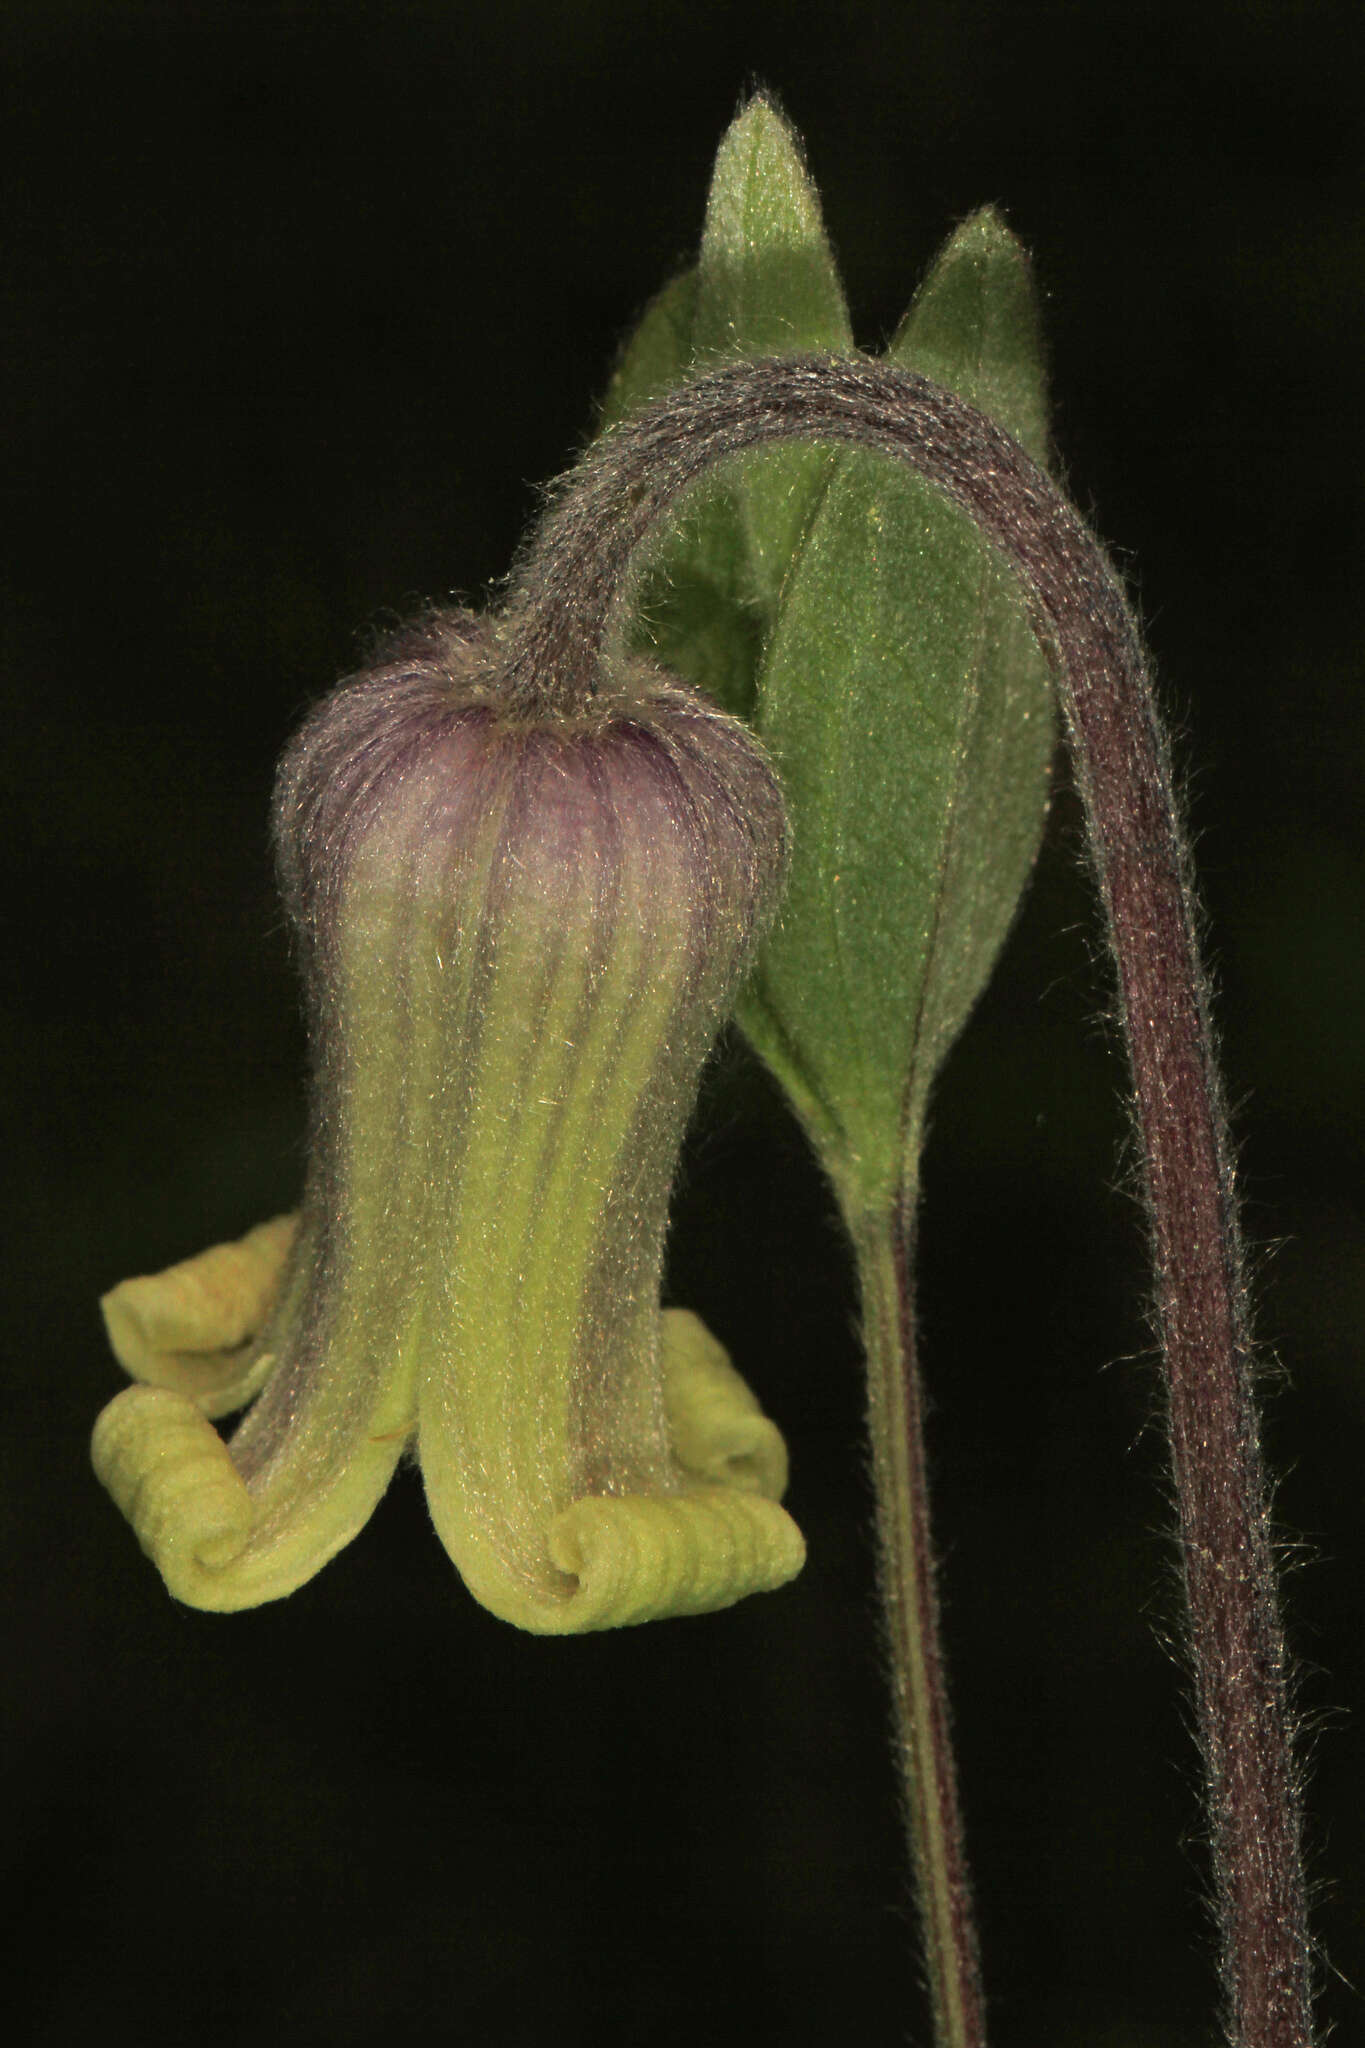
xmin=6 ymin=5 xmax=1362 ymax=2044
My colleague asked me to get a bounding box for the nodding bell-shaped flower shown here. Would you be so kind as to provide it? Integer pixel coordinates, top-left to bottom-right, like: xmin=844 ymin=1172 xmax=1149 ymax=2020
xmin=93 ymin=611 xmax=804 ymax=1630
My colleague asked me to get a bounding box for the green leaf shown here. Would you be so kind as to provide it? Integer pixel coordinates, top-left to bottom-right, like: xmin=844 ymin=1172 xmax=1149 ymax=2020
xmin=594 ymin=95 xmax=853 ymax=721
xmin=597 ymin=268 xmax=759 ymax=713
xmin=889 ymin=205 xmax=1049 ymax=460
xmin=691 ymin=93 xmax=854 ymax=611
xmin=598 ymin=270 xmax=699 ymax=431
xmin=737 ymin=209 xmax=1057 ymax=1209
xmin=594 ymin=269 xmax=759 ymax=713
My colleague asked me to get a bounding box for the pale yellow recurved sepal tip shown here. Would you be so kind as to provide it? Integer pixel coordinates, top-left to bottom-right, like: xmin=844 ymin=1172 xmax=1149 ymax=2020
xmin=91 ymin=1384 xmax=254 ymax=1599
xmin=451 ymin=1313 xmax=803 ymax=1635
xmin=99 ymin=1214 xmax=299 ymax=1420
xmin=544 ymin=1486 xmax=806 ymax=1635
xmin=661 ymin=1305 xmax=790 ymax=1500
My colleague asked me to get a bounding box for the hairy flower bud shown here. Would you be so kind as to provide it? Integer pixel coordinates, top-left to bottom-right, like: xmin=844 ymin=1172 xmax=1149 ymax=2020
xmin=94 ymin=611 xmax=803 ymax=1629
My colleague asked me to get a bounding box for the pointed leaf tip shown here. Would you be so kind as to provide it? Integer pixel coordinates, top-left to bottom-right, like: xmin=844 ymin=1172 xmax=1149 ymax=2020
xmin=593 ymin=101 xmax=853 ymax=719
xmin=892 ymin=206 xmax=1048 ymax=464
xmin=694 ymin=98 xmax=853 ymax=626
xmin=697 ymin=94 xmax=851 ymax=363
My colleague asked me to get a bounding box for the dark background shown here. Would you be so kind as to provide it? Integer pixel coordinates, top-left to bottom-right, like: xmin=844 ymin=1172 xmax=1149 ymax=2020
xmin=5 ymin=4 xmax=1362 ymax=2044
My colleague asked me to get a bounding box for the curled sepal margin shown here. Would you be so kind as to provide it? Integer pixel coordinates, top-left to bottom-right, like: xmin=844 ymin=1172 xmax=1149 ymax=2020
xmin=100 ymin=1214 xmax=299 ymax=1420
xmin=92 ymin=1215 xmax=801 ymax=1625
xmin=92 ymin=1207 xmax=416 ymax=1611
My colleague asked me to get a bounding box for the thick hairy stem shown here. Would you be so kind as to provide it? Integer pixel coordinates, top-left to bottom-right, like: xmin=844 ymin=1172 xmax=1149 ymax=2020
xmin=506 ymin=355 xmax=1314 ymax=2045
xmin=855 ymin=1203 xmax=985 ymax=2048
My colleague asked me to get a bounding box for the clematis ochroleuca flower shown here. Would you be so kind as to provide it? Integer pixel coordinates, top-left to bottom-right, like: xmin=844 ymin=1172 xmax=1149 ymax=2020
xmin=93 ymin=610 xmax=804 ymax=1630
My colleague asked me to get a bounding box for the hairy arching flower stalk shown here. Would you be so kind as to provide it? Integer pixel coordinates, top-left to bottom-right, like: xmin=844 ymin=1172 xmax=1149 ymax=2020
xmin=499 ymin=355 xmax=1314 ymax=2048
